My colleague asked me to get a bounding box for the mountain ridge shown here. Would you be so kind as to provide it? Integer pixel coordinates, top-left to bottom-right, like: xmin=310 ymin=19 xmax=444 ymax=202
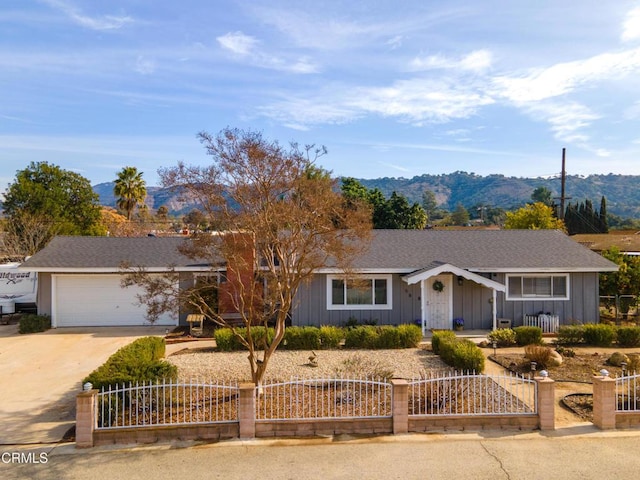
xmin=93 ymin=171 xmax=640 ymax=218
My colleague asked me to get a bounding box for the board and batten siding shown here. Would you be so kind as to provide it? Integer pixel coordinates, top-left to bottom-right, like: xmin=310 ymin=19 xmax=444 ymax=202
xmin=291 ymin=274 xmax=421 ymax=326
xmin=495 ymin=272 xmax=601 ymax=326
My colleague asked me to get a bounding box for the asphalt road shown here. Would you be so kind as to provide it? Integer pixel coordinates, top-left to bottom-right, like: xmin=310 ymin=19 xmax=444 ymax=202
xmin=3 ymin=430 xmax=640 ymax=480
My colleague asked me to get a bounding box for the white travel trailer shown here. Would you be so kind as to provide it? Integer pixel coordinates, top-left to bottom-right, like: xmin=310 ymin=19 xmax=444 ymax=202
xmin=0 ymin=263 xmax=37 ymax=314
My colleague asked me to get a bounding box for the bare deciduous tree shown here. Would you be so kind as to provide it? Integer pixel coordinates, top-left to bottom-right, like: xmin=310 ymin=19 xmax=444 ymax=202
xmin=127 ymin=127 xmax=371 ymax=384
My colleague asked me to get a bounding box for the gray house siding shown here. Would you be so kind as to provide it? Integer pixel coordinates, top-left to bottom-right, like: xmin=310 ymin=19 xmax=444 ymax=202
xmin=292 ymin=271 xmax=602 ymax=329
xmin=292 ymin=274 xmax=421 ymax=327
xmin=452 ymin=278 xmax=494 ymax=330
xmin=494 ymin=272 xmax=600 ymax=326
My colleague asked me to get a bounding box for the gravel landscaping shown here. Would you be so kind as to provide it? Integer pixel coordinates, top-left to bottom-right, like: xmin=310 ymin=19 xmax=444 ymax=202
xmin=167 ymin=346 xmax=450 ymax=382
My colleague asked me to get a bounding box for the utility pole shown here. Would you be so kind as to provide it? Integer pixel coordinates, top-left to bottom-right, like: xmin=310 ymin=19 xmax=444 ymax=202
xmin=555 ymin=148 xmax=571 ymax=220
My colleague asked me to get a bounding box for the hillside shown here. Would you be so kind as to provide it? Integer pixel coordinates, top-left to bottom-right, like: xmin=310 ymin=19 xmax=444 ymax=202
xmin=93 ymin=172 xmax=640 ymax=218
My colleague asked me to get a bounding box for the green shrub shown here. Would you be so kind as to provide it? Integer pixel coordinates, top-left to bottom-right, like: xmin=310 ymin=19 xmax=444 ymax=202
xmin=318 ymin=325 xmax=343 ymax=348
xmin=282 ymin=326 xmax=321 ymax=350
xmin=214 ymin=328 xmax=239 ymax=351
xmin=487 ymin=328 xmax=516 ymax=347
xmin=616 ymin=326 xmax=640 ymax=348
xmin=83 ymin=337 xmax=177 ymax=390
xmin=438 ymin=339 xmax=484 ymax=373
xmin=514 ymin=326 xmax=543 ymax=346
xmin=344 ymin=326 xmax=378 ymax=349
xmin=397 ymin=324 xmax=423 ymax=348
xmin=555 ymin=325 xmax=585 ymax=345
xmin=431 ymin=330 xmax=456 ymax=355
xmin=582 ymin=324 xmax=616 ymax=347
xmin=18 ymin=314 xmax=51 ymax=334
xmin=374 ymin=326 xmax=402 ymax=348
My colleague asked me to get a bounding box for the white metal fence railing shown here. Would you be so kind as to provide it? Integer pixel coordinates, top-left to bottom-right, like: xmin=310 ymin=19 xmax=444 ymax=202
xmin=523 ymin=314 xmax=559 ymax=333
xmin=96 ymin=379 xmax=239 ymax=429
xmin=616 ymin=373 xmax=640 ymax=412
xmin=256 ymin=377 xmax=392 ymax=420
xmin=409 ymin=372 xmax=537 ymax=416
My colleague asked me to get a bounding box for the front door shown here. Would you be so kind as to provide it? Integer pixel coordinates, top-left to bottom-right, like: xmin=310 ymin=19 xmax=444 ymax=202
xmin=425 ymin=274 xmax=452 ymax=330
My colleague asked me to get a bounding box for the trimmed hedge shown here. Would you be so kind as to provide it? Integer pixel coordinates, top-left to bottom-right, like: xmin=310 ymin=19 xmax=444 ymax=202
xmin=582 ymin=324 xmax=616 ymax=347
xmin=18 ymin=314 xmax=51 ymax=334
xmin=431 ymin=330 xmax=456 ymax=355
xmin=555 ymin=324 xmax=640 ymax=347
xmin=514 ymin=326 xmax=543 ymax=346
xmin=438 ymin=337 xmax=485 ymax=373
xmin=556 ymin=325 xmax=585 ymax=345
xmin=487 ymin=328 xmax=516 ymax=347
xmin=83 ymin=337 xmax=177 ymax=390
xmin=616 ymin=326 xmax=640 ymax=348
xmin=214 ymin=324 xmax=422 ymax=351
xmin=319 ymin=325 xmax=343 ymax=349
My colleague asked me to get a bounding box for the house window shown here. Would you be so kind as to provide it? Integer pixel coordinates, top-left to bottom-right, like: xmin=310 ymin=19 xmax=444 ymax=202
xmin=327 ymin=275 xmax=392 ymax=310
xmin=506 ymin=275 xmax=569 ymax=300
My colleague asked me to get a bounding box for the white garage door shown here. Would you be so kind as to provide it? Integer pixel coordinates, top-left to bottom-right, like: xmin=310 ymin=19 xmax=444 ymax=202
xmin=53 ymin=275 xmax=177 ymax=327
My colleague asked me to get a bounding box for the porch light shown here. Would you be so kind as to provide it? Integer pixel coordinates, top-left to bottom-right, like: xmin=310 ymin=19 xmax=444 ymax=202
xmin=457 ymin=276 xmax=464 ymax=286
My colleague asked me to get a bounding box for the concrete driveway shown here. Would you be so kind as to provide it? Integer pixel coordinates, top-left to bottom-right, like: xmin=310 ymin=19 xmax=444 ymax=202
xmin=0 ymin=324 xmax=168 ymax=445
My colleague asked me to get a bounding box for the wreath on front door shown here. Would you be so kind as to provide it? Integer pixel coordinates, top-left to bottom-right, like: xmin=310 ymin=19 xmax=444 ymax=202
xmin=432 ymin=280 xmax=444 ymax=292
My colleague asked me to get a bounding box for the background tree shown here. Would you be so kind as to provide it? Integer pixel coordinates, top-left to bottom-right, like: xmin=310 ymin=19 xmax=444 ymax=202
xmin=599 ymin=196 xmax=608 ymax=233
xmin=450 ymin=203 xmax=470 ymax=226
xmin=114 ymin=166 xmax=147 ymax=221
xmin=504 ymin=202 xmax=566 ymax=230
xmin=531 ymin=186 xmax=554 ymax=207
xmin=129 ymin=128 xmax=371 ymax=385
xmin=341 ymin=179 xmax=426 ymax=229
xmin=600 ymin=247 xmax=640 ymax=321
xmin=564 ymin=198 xmax=608 ymax=235
xmin=2 ymin=161 xmax=104 ymax=255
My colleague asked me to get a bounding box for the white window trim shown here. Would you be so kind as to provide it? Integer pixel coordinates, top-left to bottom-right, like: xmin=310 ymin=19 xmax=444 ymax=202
xmin=506 ymin=274 xmax=570 ymax=301
xmin=326 ymin=274 xmax=393 ymax=310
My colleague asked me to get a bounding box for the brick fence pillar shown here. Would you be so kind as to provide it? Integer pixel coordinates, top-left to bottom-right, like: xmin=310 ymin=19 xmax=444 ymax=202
xmin=238 ymin=382 xmax=256 ymax=439
xmin=391 ymin=379 xmax=408 ymax=434
xmin=535 ymin=376 xmax=555 ymax=431
xmin=76 ymin=389 xmax=98 ymax=448
xmin=592 ymin=375 xmax=617 ymax=430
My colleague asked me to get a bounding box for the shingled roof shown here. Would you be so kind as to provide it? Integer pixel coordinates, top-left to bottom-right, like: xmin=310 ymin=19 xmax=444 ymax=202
xmin=20 ymin=229 xmax=618 ymax=274
xmin=20 ymin=236 xmax=213 ymax=272
xmin=341 ymin=229 xmax=618 ymax=272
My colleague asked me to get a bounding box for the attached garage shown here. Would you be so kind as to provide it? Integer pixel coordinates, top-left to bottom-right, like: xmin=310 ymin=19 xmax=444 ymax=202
xmin=52 ymin=274 xmax=177 ymax=327
xmin=19 ymin=236 xmax=208 ymax=328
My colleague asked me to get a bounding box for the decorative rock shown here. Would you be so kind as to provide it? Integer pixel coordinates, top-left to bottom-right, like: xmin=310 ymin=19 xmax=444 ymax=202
xmin=607 ymin=351 xmax=629 ymax=367
xmin=548 ymin=349 xmax=563 ymax=367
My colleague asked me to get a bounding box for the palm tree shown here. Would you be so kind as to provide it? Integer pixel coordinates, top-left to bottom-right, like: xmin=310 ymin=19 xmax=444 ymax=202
xmin=114 ymin=167 xmax=147 ymax=221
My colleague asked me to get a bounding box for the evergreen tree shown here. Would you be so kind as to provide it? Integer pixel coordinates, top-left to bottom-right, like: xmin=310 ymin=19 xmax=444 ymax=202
xmin=599 ymin=196 xmax=609 ymax=233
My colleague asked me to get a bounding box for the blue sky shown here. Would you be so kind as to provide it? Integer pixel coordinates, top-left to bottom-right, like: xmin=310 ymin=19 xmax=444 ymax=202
xmin=2 ymin=1 xmax=640 ymax=192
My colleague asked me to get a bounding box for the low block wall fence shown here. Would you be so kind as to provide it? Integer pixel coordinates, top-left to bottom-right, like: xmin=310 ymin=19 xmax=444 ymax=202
xmin=593 ymin=373 xmax=640 ymax=430
xmin=76 ymin=373 xmax=554 ymax=448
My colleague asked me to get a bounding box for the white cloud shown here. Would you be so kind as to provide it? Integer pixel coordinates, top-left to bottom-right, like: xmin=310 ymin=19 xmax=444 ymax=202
xmin=410 ymin=49 xmax=492 ymax=73
xmin=493 ymin=47 xmax=640 ymax=103
xmin=217 ymin=31 xmax=318 ymax=74
xmin=216 ymin=31 xmax=259 ymax=56
xmin=622 ymin=6 xmax=640 ymax=42
xmin=526 ymin=102 xmax=600 ymax=144
xmin=351 ymin=78 xmax=494 ymax=124
xmin=42 ymin=0 xmax=133 ymax=31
